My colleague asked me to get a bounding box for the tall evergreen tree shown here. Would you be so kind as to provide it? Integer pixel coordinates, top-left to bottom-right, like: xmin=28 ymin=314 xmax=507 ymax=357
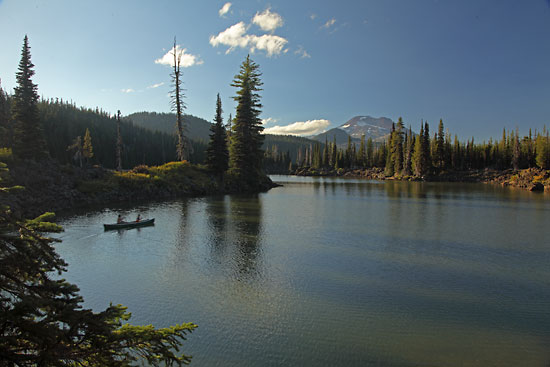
xmin=366 ymin=137 xmax=374 ymax=168
xmin=402 ymin=126 xmax=413 ymax=176
xmin=435 ymin=119 xmax=445 ymax=169
xmin=358 ymin=134 xmax=366 ymax=168
xmin=423 ymin=121 xmax=432 ymax=172
xmin=392 ymin=118 xmax=404 ymax=175
xmin=229 ymin=55 xmax=264 ymax=187
xmin=12 ymin=36 xmax=48 ymax=159
xmin=412 ymin=123 xmax=427 ymax=177
xmin=206 ymin=94 xmax=229 ymax=179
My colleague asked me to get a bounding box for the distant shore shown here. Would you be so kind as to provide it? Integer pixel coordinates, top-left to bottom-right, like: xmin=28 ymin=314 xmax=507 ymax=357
xmin=290 ymin=167 xmax=550 ymax=192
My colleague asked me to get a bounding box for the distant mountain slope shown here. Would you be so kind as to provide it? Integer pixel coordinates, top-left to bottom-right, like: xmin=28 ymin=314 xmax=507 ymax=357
xmin=312 ymin=128 xmax=354 ymax=145
xmin=126 ymin=112 xmax=212 ymax=141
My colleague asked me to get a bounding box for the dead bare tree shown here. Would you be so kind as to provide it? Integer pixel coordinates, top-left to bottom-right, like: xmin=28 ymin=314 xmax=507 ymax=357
xmin=116 ymin=110 xmax=123 ymax=171
xmin=170 ymin=37 xmax=189 ymax=161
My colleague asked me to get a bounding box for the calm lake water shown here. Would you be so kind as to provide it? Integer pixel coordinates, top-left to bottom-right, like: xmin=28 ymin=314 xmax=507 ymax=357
xmin=55 ymin=176 xmax=550 ymax=367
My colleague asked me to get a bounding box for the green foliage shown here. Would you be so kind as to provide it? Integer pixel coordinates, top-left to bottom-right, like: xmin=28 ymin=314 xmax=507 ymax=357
xmin=229 ymin=55 xmax=265 ymax=189
xmin=206 ymin=94 xmax=229 ymax=178
xmin=11 ymin=36 xmax=48 ymax=160
xmin=0 ymin=164 xmax=196 ymax=366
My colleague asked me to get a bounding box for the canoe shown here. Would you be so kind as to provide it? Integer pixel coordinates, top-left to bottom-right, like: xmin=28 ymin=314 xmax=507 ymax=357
xmin=103 ymin=218 xmax=155 ymax=230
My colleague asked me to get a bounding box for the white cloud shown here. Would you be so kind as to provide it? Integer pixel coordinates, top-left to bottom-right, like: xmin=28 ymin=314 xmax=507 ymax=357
xmin=209 ymin=22 xmax=288 ymax=57
xmin=147 ymin=82 xmax=165 ymax=89
xmin=310 ymin=13 xmax=317 ymax=20
xmin=219 ymin=2 xmax=231 ymax=17
xmin=249 ymin=34 xmax=288 ymax=57
xmin=322 ymin=18 xmax=336 ymax=29
xmin=252 ymin=8 xmax=283 ymax=32
xmin=263 ymin=119 xmax=331 ymax=136
xmin=262 ymin=117 xmax=278 ymax=125
xmin=295 ymin=46 xmax=311 ymax=59
xmin=121 ymin=88 xmax=135 ymax=93
xmin=155 ymin=45 xmax=203 ymax=68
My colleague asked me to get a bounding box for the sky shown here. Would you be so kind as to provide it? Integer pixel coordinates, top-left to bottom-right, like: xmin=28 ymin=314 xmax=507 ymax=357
xmin=1 ymin=0 xmax=550 ymax=141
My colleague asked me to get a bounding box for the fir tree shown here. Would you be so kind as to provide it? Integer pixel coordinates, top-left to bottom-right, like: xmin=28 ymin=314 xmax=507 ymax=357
xmin=412 ymin=123 xmax=426 ymax=177
xmin=12 ymin=36 xmax=48 ymax=159
xmin=435 ymin=119 xmax=445 ymax=169
xmin=358 ymin=134 xmax=366 ymax=168
xmin=229 ymin=55 xmax=264 ymax=188
xmin=206 ymin=94 xmax=229 ymax=179
xmin=366 ymin=137 xmax=374 ymax=168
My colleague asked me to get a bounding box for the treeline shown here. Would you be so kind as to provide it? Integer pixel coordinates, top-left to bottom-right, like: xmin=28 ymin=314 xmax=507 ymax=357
xmin=0 ymin=95 xmax=208 ymax=168
xmin=291 ymin=118 xmax=550 ymax=175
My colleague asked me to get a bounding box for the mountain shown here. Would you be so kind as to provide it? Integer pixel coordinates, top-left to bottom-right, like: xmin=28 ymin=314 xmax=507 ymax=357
xmin=312 ymin=115 xmax=395 ymax=146
xmin=339 ymin=116 xmax=394 ymax=140
xmin=126 ymin=112 xmax=212 ymax=141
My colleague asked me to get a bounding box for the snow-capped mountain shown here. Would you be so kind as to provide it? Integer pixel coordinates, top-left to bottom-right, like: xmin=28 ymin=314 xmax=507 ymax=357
xmin=338 ymin=116 xmax=394 ymax=140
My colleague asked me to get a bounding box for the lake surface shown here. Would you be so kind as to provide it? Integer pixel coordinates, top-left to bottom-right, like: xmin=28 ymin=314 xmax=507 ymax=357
xmin=55 ymin=176 xmax=550 ymax=367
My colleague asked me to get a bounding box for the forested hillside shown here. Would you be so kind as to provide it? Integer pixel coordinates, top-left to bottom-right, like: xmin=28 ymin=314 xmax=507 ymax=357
xmin=38 ymin=99 xmax=207 ymax=168
xmin=127 ymin=112 xmax=212 ymax=141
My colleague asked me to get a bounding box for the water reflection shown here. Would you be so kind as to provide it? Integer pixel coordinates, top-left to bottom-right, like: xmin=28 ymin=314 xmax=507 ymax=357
xmin=205 ymin=196 xmax=229 ymax=263
xmin=228 ymin=195 xmax=264 ymax=280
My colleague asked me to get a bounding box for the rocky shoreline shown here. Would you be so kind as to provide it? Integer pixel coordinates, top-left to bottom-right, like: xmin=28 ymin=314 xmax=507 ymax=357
xmin=291 ymin=167 xmax=550 ymax=192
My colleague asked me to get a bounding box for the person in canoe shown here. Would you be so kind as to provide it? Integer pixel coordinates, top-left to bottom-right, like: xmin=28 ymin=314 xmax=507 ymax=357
xmin=117 ymin=214 xmax=125 ymax=224
xmin=136 ymin=214 xmax=141 ymax=222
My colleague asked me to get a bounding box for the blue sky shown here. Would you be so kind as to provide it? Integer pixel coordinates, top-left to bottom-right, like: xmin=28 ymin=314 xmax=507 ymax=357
xmin=1 ymin=0 xmax=549 ymax=141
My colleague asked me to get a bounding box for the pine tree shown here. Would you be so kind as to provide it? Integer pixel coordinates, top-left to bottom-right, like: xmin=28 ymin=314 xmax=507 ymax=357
xmin=512 ymin=128 xmax=520 ymax=170
xmin=412 ymin=123 xmax=426 ymax=177
xmin=12 ymin=36 xmax=48 ymax=159
xmin=435 ymin=119 xmax=445 ymax=169
xmin=322 ymin=137 xmax=329 ymax=167
xmin=229 ymin=55 xmax=264 ymax=188
xmin=83 ymin=128 xmax=93 ymax=165
xmin=358 ymin=134 xmax=366 ymax=168
xmin=331 ymin=136 xmax=337 ymax=168
xmin=402 ymin=126 xmax=413 ymax=176
xmin=206 ymin=94 xmax=229 ymax=179
xmin=536 ymin=128 xmax=550 ymax=169
xmin=366 ymin=137 xmax=374 ymax=168
xmin=392 ymin=118 xmax=404 ymax=175
xmin=423 ymin=121 xmax=432 ymax=173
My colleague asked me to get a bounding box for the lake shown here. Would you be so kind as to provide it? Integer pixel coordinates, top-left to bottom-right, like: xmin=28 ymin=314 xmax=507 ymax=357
xmin=54 ymin=176 xmax=550 ymax=366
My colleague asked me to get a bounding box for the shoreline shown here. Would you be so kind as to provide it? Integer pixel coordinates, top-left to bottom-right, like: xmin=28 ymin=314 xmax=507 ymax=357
xmin=289 ymin=167 xmax=550 ymax=192
xmin=4 ymin=159 xmax=277 ymax=218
